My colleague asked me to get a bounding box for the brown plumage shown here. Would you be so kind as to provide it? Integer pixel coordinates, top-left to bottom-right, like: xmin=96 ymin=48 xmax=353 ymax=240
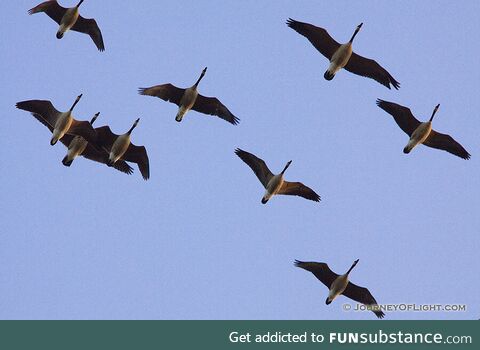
xmin=95 ymin=120 xmax=150 ymax=180
xmin=235 ymin=148 xmax=320 ymax=203
xmin=286 ymin=18 xmax=399 ymax=89
xmin=138 ymin=67 xmax=239 ymax=125
xmin=376 ymin=99 xmax=471 ymax=159
xmin=16 ymin=96 xmax=99 ymax=147
xmin=295 ymin=260 xmax=385 ymax=319
xmin=28 ymin=0 xmax=105 ymax=51
xmin=58 ymin=113 xmax=133 ymax=174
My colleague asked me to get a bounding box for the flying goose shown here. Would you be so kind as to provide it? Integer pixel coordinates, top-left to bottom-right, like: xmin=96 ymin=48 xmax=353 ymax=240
xmin=16 ymin=94 xmax=99 ymax=147
xmin=234 ymin=148 xmax=320 ymax=204
xmin=286 ymin=19 xmax=400 ymax=89
xmin=28 ymin=0 xmax=105 ymax=51
xmin=376 ymin=99 xmax=471 ymax=159
xmin=55 ymin=112 xmax=133 ymax=174
xmin=138 ymin=67 xmax=239 ymax=125
xmin=295 ymin=259 xmax=385 ymax=319
xmin=95 ymin=118 xmax=150 ymax=180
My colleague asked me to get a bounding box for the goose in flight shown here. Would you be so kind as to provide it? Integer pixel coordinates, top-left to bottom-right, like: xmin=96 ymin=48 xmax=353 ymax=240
xmin=28 ymin=0 xmax=105 ymax=51
xmin=376 ymin=99 xmax=470 ymax=159
xmin=57 ymin=112 xmax=133 ymax=174
xmin=235 ymin=148 xmax=320 ymax=204
xmin=95 ymin=118 xmax=150 ymax=180
xmin=138 ymin=67 xmax=239 ymax=125
xmin=286 ymin=19 xmax=399 ymax=89
xmin=16 ymin=94 xmax=99 ymax=147
xmin=295 ymin=259 xmax=385 ymax=319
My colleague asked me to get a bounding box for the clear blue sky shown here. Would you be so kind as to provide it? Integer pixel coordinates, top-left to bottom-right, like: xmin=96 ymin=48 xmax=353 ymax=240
xmin=0 ymin=0 xmax=479 ymax=320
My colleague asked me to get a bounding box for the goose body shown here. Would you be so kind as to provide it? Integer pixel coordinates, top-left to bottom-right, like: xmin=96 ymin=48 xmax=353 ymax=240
xmin=59 ymin=113 xmax=133 ymax=174
xmin=139 ymin=67 xmax=239 ymax=125
xmin=327 ymin=274 xmax=349 ymax=304
xmin=16 ymin=94 xmax=99 ymax=147
xmin=295 ymin=259 xmax=385 ymax=319
xmin=287 ymin=19 xmax=399 ymax=89
xmin=326 ymin=259 xmax=358 ymax=304
xmin=176 ymin=86 xmax=199 ymax=122
xmin=28 ymin=0 xmax=105 ymax=51
xmin=63 ymin=132 xmax=89 ymax=166
xmin=62 ymin=112 xmax=97 ymax=166
xmin=235 ymin=148 xmax=320 ymax=204
xmin=52 ymin=109 xmax=75 ymax=144
xmin=96 ymin=119 xmax=150 ymax=180
xmin=325 ymin=42 xmax=353 ymax=80
xmin=43 ymin=94 xmax=80 ymax=145
xmin=57 ymin=5 xmax=79 ymax=38
xmin=109 ymin=133 xmax=132 ymax=165
xmin=107 ymin=119 xmax=137 ymax=164
xmin=376 ymin=99 xmax=470 ymax=159
xmin=403 ymin=121 xmax=432 ymax=154
xmin=263 ymin=173 xmax=286 ymax=204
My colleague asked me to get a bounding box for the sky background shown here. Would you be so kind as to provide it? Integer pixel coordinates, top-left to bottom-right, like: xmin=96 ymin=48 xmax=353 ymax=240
xmin=0 ymin=1 xmax=479 ymax=320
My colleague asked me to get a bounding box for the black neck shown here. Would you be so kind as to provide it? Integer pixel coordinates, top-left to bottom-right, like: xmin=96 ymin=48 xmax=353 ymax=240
xmin=349 ymin=24 xmax=362 ymax=43
xmin=194 ymin=69 xmax=207 ymax=87
xmin=346 ymin=260 xmax=359 ymax=274
xmin=280 ymin=161 xmax=291 ymax=175
xmin=127 ymin=120 xmax=139 ymax=135
xmin=70 ymin=95 xmax=81 ymax=111
xmin=429 ymin=104 xmax=440 ymax=122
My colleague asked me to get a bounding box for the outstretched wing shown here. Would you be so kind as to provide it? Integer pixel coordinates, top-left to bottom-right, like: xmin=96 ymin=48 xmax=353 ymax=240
xmin=235 ymin=148 xmax=274 ymax=188
xmin=72 ymin=16 xmax=105 ymax=51
xmin=28 ymin=0 xmax=66 ymax=24
xmin=424 ymin=130 xmax=471 ymax=160
xmin=16 ymin=99 xmax=60 ymax=129
xmin=123 ymin=144 xmax=150 ymax=180
xmin=278 ymin=181 xmax=320 ymax=202
xmin=376 ymin=99 xmax=421 ymax=136
xmin=95 ymin=125 xmax=119 ymax=152
xmin=345 ymin=53 xmax=400 ymax=90
xmin=294 ymin=260 xmax=338 ymax=289
xmin=138 ymin=84 xmax=185 ymax=106
xmin=192 ymin=94 xmax=239 ymax=125
xmin=343 ymin=281 xmax=385 ymax=319
xmin=286 ymin=18 xmax=340 ymax=60
xmin=81 ymin=144 xmax=134 ymax=175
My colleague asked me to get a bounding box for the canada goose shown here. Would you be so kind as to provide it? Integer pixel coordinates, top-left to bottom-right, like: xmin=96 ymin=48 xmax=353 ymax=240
xmin=235 ymin=148 xmax=320 ymax=204
xmin=286 ymin=19 xmax=400 ymax=89
xmin=95 ymin=118 xmax=150 ymax=180
xmin=16 ymin=94 xmax=99 ymax=147
xmin=28 ymin=0 xmax=105 ymax=51
xmin=295 ymin=259 xmax=385 ymax=319
xmin=376 ymin=99 xmax=471 ymax=159
xmin=56 ymin=112 xmax=133 ymax=174
xmin=138 ymin=67 xmax=239 ymax=125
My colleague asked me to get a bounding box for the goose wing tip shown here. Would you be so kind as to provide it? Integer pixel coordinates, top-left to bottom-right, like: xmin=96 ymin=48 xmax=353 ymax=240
xmin=231 ymin=116 xmax=240 ymax=125
xmin=293 ymin=259 xmax=302 ymax=267
xmin=391 ymin=80 xmax=401 ymax=90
